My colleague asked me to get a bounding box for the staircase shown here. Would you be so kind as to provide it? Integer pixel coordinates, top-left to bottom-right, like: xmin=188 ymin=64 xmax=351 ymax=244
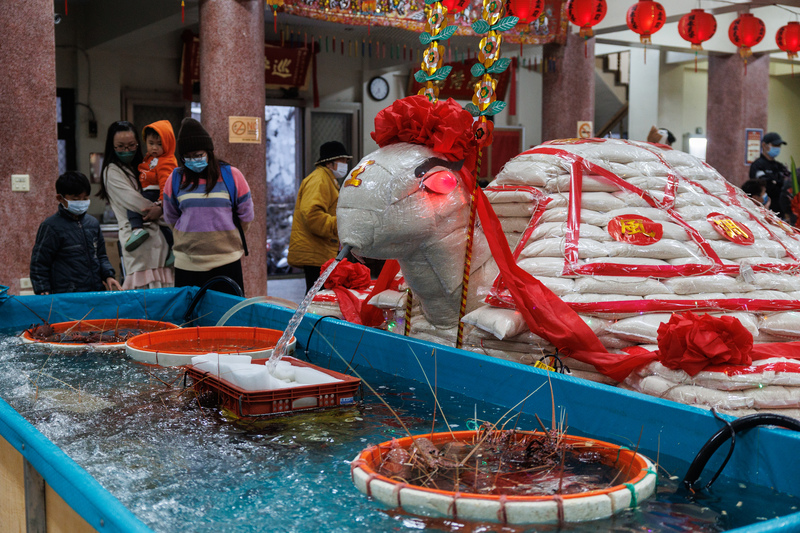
xmin=595 ymin=51 xmax=630 ymax=139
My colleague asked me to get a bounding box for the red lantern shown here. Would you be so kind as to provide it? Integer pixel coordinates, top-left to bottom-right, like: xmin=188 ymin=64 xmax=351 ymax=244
xmin=678 ymin=8 xmax=716 ymax=50
xmin=777 ymin=21 xmax=800 ymax=59
xmin=729 ymin=12 xmax=766 ymax=58
xmin=626 ymin=1 xmax=666 ymax=44
xmin=566 ymin=0 xmax=607 ymax=39
xmin=507 ymin=0 xmax=544 ymax=24
xmin=442 ymin=0 xmax=469 ymax=14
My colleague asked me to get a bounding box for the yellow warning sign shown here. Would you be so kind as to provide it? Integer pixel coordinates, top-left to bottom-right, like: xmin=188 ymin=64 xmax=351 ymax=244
xmin=228 ymin=116 xmax=261 ymax=144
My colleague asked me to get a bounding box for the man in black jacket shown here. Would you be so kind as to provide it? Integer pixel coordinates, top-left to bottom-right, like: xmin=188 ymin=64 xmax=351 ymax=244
xmin=30 ymin=172 xmax=121 ymax=294
xmin=749 ymin=132 xmax=790 ymax=218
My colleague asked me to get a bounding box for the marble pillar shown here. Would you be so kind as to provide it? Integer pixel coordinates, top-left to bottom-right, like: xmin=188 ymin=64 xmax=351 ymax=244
xmin=706 ymin=53 xmax=769 ymax=187
xmin=0 ymin=0 xmax=58 ymax=295
xmin=199 ymin=0 xmax=267 ymax=296
xmin=542 ymin=32 xmax=595 ymax=142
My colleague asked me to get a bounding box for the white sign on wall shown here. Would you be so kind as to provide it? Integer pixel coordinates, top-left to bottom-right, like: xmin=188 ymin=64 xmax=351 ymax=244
xmin=577 ymin=121 xmax=593 ymax=139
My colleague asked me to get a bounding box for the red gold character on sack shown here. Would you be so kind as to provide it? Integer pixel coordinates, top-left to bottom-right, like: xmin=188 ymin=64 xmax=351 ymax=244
xmin=707 ymin=213 xmax=754 ymax=245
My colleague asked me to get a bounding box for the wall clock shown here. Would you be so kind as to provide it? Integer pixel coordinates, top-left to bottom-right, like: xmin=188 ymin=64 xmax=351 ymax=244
xmin=368 ymin=76 xmax=390 ymax=101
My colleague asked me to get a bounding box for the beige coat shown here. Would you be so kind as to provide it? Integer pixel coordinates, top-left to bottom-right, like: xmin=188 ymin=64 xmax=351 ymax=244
xmin=103 ymin=164 xmax=170 ymax=281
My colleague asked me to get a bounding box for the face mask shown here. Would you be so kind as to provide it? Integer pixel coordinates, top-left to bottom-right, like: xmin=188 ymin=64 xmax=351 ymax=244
xmin=762 ymin=193 xmax=769 ymax=204
xmin=185 ymin=156 xmax=209 ymax=173
xmin=116 ymin=151 xmax=136 ymax=164
xmin=65 ymin=199 xmax=90 ymax=216
xmin=768 ymin=146 xmax=781 ymax=158
xmin=332 ymin=162 xmax=348 ymax=180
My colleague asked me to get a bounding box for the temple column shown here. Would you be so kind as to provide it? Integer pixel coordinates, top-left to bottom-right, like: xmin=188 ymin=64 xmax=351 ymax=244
xmin=199 ymin=0 xmax=267 ymax=296
xmin=542 ymin=32 xmax=595 ymax=141
xmin=0 ymin=0 xmax=58 ymax=295
xmin=706 ymin=53 xmax=769 ymax=186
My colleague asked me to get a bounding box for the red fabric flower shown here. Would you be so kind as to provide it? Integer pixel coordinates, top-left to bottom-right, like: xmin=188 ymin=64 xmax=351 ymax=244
xmin=371 ymin=95 xmax=478 ymax=173
xmin=319 ymin=258 xmax=372 ymax=325
xmin=656 ymin=312 xmax=753 ymax=376
xmin=322 ymin=258 xmax=371 ymax=290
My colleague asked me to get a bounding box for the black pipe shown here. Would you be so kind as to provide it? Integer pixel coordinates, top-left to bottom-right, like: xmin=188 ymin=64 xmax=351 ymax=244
xmin=182 ymin=276 xmax=244 ymax=325
xmin=683 ymin=413 xmax=800 ymax=491
xmin=336 ymin=244 xmax=353 ymax=262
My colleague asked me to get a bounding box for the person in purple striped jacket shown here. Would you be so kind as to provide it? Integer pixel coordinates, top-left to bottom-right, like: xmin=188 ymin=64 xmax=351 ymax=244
xmin=163 ymin=118 xmax=254 ymax=295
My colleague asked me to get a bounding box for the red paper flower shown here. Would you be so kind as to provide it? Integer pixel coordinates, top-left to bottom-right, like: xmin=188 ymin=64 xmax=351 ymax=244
xmin=657 ymin=312 xmax=753 ymax=376
xmin=322 ymin=258 xmax=371 ymax=290
xmin=371 ymin=95 xmax=478 ymax=173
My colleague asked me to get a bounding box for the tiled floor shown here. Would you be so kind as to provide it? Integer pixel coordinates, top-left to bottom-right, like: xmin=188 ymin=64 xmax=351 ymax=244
xmin=267 ymin=276 xmax=307 ymax=304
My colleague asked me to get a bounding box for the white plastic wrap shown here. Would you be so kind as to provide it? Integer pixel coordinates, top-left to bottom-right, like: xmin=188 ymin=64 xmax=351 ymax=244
xmin=759 ymin=312 xmax=800 ymax=339
xmin=573 ymin=276 xmax=669 ymax=296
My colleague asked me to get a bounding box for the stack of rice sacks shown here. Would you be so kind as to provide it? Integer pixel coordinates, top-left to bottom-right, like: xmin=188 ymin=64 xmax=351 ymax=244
xmin=455 ymin=138 xmax=800 ymax=418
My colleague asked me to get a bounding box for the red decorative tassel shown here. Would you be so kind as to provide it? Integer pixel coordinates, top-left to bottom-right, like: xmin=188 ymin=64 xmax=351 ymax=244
xmin=273 ymin=8 xmax=277 ymax=33
xmin=65 ymin=0 xmax=68 ymax=16
xmin=509 ymin=56 xmax=517 ymax=116
xmin=181 ymin=0 xmax=184 ymax=23
xmin=312 ymin=46 xmax=320 ymax=108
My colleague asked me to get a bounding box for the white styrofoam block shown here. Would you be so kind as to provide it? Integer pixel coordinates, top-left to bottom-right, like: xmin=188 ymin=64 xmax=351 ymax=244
xmin=218 ymin=362 xmax=253 ymax=381
xmin=271 ymin=360 xmax=296 ymax=381
xmin=293 ymin=366 xmax=343 ymax=385
xmin=229 ymin=366 xmax=273 ymax=391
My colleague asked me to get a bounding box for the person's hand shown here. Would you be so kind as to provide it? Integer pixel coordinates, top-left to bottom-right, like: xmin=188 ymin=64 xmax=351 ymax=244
xmin=646 ymin=126 xmax=661 ymax=144
xmin=105 ymin=277 xmax=122 ymax=291
xmin=142 ymin=204 xmax=163 ymax=222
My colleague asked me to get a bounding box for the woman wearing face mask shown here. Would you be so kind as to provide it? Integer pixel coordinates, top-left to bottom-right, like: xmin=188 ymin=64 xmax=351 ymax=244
xmin=163 ymin=118 xmax=254 ymax=295
xmin=98 ymin=121 xmax=174 ymax=290
xmin=288 ymin=141 xmax=352 ymax=291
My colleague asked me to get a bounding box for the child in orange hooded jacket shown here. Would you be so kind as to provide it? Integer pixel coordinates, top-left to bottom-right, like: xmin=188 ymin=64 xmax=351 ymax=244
xmin=125 ymin=120 xmax=177 ymax=255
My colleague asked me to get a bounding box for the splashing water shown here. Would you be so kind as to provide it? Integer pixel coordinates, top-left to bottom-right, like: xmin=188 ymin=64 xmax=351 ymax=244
xmin=267 ymin=258 xmax=342 ymax=374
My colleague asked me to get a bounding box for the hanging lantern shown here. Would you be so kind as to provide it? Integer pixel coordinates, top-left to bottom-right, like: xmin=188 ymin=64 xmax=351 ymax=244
xmin=626 ymin=0 xmax=666 ymax=44
xmin=506 ymin=0 xmax=544 ymax=24
xmin=777 ymin=21 xmax=800 ymax=59
xmin=361 ymin=0 xmax=376 ymax=11
xmin=729 ymin=12 xmax=766 ymax=58
xmin=678 ymin=8 xmax=717 ymax=51
xmin=442 ymin=0 xmax=469 ymax=14
xmin=266 ymin=0 xmax=284 ymax=33
xmin=566 ymin=0 xmax=607 ymax=39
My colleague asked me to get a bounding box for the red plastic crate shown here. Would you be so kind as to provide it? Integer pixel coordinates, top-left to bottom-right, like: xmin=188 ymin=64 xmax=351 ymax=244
xmin=185 ymin=356 xmax=361 ymax=417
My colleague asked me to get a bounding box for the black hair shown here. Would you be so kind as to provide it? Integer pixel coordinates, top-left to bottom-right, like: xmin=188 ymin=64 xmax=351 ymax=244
xmin=665 ymin=129 xmax=676 ymax=146
xmin=143 ymin=127 xmax=160 ymax=141
xmin=56 ymin=171 xmax=91 ymax=197
xmin=97 ymin=121 xmax=144 ymax=200
xmin=742 ymin=178 xmax=766 ymax=198
xmin=179 ymin=151 xmax=225 ymax=195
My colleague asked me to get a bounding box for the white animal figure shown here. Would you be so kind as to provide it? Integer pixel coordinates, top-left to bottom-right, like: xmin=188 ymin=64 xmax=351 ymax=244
xmin=338 ymin=96 xmax=800 ymax=417
xmin=337 ymin=142 xmax=496 ymax=328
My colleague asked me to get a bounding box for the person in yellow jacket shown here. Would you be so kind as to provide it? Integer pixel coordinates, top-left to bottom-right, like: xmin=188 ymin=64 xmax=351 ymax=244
xmin=288 ymin=141 xmax=352 ymax=291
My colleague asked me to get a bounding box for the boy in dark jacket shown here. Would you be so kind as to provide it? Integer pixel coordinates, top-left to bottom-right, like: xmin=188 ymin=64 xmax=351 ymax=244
xmin=30 ymin=172 xmax=122 ymax=295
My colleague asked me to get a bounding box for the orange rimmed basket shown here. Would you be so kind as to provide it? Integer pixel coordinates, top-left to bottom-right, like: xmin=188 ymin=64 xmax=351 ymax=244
xmin=125 ymin=326 xmax=296 ymax=367
xmin=21 ymin=319 xmax=178 ymax=352
xmin=351 ymin=431 xmax=656 ymax=524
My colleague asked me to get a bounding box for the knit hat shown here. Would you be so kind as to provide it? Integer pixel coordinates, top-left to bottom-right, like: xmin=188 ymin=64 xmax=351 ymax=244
xmin=177 ymin=117 xmax=214 ymax=157
xmin=315 ymin=141 xmax=352 ymax=166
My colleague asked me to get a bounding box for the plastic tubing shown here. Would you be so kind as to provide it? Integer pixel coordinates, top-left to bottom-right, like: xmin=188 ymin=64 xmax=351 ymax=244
xmin=183 ymin=276 xmax=244 ymax=324
xmin=683 ymin=413 xmax=800 ymax=491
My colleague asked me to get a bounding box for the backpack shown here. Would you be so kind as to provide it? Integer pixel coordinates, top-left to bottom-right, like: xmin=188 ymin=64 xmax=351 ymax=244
xmin=171 ymin=163 xmax=249 ymax=256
